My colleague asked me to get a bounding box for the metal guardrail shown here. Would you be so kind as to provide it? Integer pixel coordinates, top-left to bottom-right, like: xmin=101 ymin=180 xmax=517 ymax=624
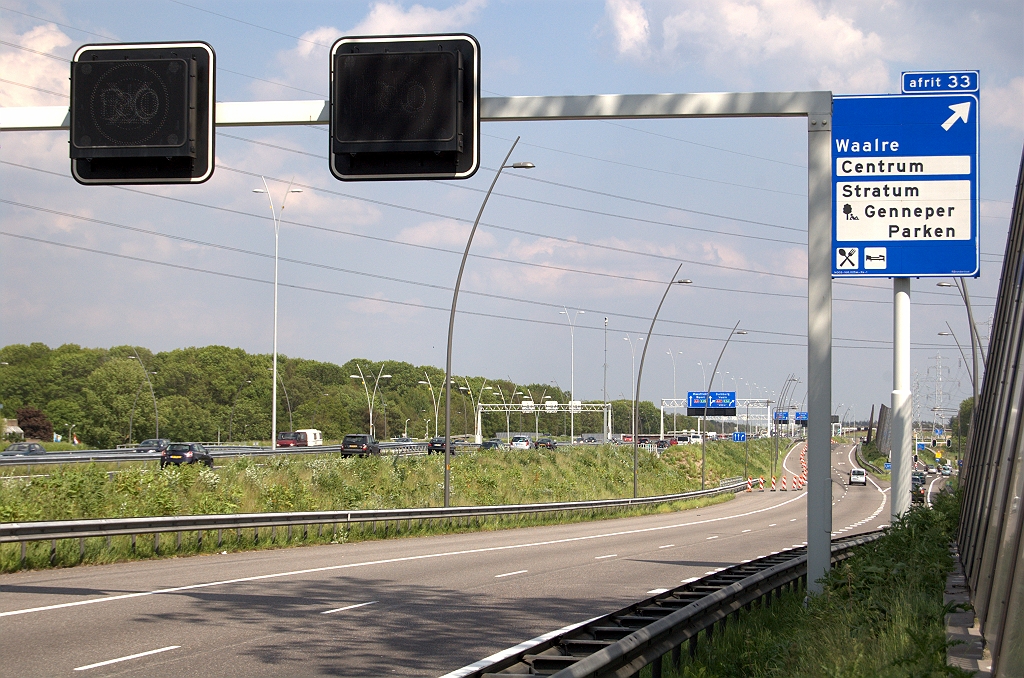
xmin=956 ymin=145 xmax=1024 ymax=678
xmin=0 ymin=482 xmax=745 ymax=548
xmin=449 ymin=531 xmax=882 ymax=678
xmin=0 ymin=442 xmax=436 ymax=467
xmin=854 ymin=444 xmax=884 ymax=475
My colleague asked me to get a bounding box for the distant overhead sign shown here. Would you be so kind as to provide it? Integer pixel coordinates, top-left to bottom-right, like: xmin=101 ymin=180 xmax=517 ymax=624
xmin=775 ymin=411 xmax=790 ymax=421
xmin=795 ymin=411 xmax=809 ymax=421
xmin=732 ymin=432 xmax=746 ymax=442
xmin=832 ymin=85 xmax=979 ymax=278
xmin=686 ymin=391 xmax=736 ymax=417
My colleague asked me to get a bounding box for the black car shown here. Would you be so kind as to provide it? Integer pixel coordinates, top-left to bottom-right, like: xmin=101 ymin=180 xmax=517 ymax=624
xmin=536 ymin=437 xmax=556 ymax=450
xmin=480 ymin=439 xmax=503 ymax=450
xmin=2 ymin=442 xmax=46 ymax=456
xmin=342 ymin=434 xmax=380 ymax=456
xmin=427 ymin=437 xmax=447 ymax=454
xmin=137 ymin=438 xmax=171 ymax=454
xmin=161 ymin=442 xmax=214 ymax=468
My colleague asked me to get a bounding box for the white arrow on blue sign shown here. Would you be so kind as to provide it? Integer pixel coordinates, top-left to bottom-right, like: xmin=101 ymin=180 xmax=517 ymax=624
xmin=832 ymin=78 xmax=979 ymax=278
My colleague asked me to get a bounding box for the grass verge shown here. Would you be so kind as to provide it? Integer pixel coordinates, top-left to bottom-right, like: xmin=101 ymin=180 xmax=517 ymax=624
xmin=647 ymin=489 xmax=968 ymax=678
xmin=0 ymin=441 xmax=781 ymax=572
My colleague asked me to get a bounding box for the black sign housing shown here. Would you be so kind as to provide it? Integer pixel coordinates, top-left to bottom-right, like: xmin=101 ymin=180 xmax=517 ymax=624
xmin=330 ymin=34 xmax=479 ymax=181
xmin=70 ymin=42 xmax=215 ymax=184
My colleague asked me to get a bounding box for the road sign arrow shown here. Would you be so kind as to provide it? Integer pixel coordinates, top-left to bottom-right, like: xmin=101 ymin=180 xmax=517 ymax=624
xmin=941 ymin=102 xmax=971 ymax=131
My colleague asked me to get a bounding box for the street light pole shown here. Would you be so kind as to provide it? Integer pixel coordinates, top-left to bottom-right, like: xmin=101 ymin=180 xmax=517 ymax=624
xmin=701 ymin=321 xmax=746 ymax=490
xmin=228 ymin=379 xmax=253 ymax=442
xmin=444 ymin=137 xmax=533 ymax=508
xmin=419 ymin=373 xmax=440 ymax=438
xmin=351 ymin=364 xmax=391 ymax=437
xmin=603 ymin=316 xmax=609 ymax=441
xmin=253 ymin=178 xmax=302 ymax=451
xmin=938 ymin=280 xmax=982 ymax=405
xmin=632 ymin=265 xmax=691 ymax=498
xmin=129 ymin=348 xmax=159 ymax=439
xmin=667 ymin=350 xmax=678 ymax=435
xmin=624 ymin=335 xmax=644 ymax=448
xmin=560 ymin=307 xmax=584 ymax=442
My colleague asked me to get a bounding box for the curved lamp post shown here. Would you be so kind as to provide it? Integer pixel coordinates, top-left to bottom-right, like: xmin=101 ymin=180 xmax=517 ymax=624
xmin=938 ymin=280 xmax=981 ymax=405
xmin=253 ymin=178 xmax=302 ymax=450
xmin=444 ymin=137 xmax=534 ymax=507
xmin=351 ymin=364 xmax=391 ymax=437
xmin=700 ymin=321 xmax=746 ymax=490
xmin=419 ymin=373 xmax=440 ymax=438
xmin=632 ymin=264 xmax=691 ymax=497
xmin=129 ymin=348 xmax=158 ymax=439
xmin=559 ymin=307 xmax=585 ymax=441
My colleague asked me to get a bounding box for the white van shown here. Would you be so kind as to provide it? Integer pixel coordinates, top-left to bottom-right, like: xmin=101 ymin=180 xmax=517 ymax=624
xmin=849 ymin=468 xmax=867 ymax=486
xmin=294 ymin=429 xmax=323 ymax=446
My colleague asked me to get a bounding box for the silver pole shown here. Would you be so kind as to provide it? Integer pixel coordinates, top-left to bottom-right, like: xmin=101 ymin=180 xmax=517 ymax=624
xmin=806 ymin=112 xmax=833 ymax=594
xmin=891 ymin=277 xmax=912 ymax=520
xmin=445 ymin=138 xmax=521 ymax=508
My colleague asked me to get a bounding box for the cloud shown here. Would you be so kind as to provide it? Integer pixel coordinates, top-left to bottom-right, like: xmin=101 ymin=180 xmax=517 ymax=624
xmin=650 ymin=0 xmax=891 ymax=92
xmin=398 ymin=219 xmax=495 ymax=249
xmin=349 ymin=0 xmax=486 ymax=36
xmin=606 ymin=0 xmax=651 ymax=58
xmin=254 ymin=1 xmax=486 ymax=99
xmin=984 ymin=77 xmax=1024 ymax=132
xmin=0 ymin=24 xmax=72 ymax=106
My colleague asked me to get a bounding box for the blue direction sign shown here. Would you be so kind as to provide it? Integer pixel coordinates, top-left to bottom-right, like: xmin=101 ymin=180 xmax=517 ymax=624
xmin=774 ymin=411 xmax=789 ymax=421
xmin=686 ymin=391 xmax=736 ymax=409
xmin=795 ymin=411 xmax=808 ymax=421
xmin=884 ymin=462 xmax=892 ymax=470
xmin=732 ymin=432 xmax=747 ymax=442
xmin=902 ymin=70 xmax=979 ymax=94
xmin=832 ymin=89 xmax=979 ymax=278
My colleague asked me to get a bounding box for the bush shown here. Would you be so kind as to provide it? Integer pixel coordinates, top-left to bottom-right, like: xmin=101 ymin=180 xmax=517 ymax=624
xmin=16 ymin=406 xmax=53 ymax=441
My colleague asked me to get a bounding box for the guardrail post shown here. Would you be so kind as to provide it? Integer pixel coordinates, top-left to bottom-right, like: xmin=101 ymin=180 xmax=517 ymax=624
xmin=20 ymin=541 xmax=26 ymax=567
xmin=651 ymin=655 xmax=663 ymax=678
xmin=49 ymin=539 xmax=56 ymax=565
xmin=154 ymin=532 xmax=159 ymax=552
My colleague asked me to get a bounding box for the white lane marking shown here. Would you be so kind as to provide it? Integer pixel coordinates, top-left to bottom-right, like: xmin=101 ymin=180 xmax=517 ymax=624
xmin=595 ymin=554 xmax=617 ymax=560
xmin=321 ymin=601 xmax=376 ymax=614
xmin=927 ymin=476 xmax=942 ymax=506
xmin=495 ymin=570 xmax=528 ymax=578
xmin=741 ymin=529 xmax=751 ymax=533
xmin=706 ymin=535 xmax=719 ymax=540
xmin=768 ymin=524 xmax=777 ymax=527
xmin=681 ymin=576 xmax=699 ymax=584
xmin=790 ymin=518 xmax=797 ymax=522
xmin=647 ymin=588 xmax=669 ymax=595
xmin=1 ymin=493 xmax=809 ymax=619
xmin=74 ymin=646 xmax=179 ymax=671
xmin=658 ymin=544 xmax=674 ymax=549
xmin=439 ymin=615 xmax=603 ymax=678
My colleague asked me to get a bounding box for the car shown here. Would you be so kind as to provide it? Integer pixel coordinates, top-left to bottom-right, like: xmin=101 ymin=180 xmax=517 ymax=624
xmin=584 ymin=436 xmax=598 ymax=443
xmin=849 ymin=468 xmax=867 ymax=486
xmin=136 ymin=438 xmax=170 ymax=454
xmin=912 ymin=470 xmax=926 ymax=486
xmin=926 ymin=464 xmax=936 ymax=475
xmin=427 ymin=437 xmax=447 ymax=454
xmin=1 ymin=442 xmax=46 ymax=456
xmin=510 ymin=436 xmax=533 ymax=450
xmin=941 ymin=465 xmax=952 ymax=476
xmin=276 ymin=431 xmax=305 ymax=448
xmin=911 ymin=483 xmax=927 ymax=503
xmin=392 ymin=437 xmax=414 ymax=444
xmin=342 ymin=434 xmax=380 ymax=456
xmin=160 ymin=442 xmax=214 ymax=468
xmin=536 ymin=437 xmax=556 ymax=450
xmin=480 ymin=439 xmax=504 ymax=450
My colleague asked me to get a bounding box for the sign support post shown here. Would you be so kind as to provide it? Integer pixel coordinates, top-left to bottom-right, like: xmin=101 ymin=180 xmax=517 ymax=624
xmin=891 ymin=278 xmax=913 ymax=518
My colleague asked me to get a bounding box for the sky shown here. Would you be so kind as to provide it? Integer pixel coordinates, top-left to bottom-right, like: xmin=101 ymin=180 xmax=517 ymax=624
xmin=1 ymin=0 xmax=1022 ymax=427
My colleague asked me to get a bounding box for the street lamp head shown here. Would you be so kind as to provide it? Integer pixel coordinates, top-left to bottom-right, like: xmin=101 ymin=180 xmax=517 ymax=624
xmin=937 ymin=281 xmax=954 ymax=287
xmin=510 ymin=162 xmax=535 ymax=169
xmin=350 ymin=375 xmax=362 ymax=379
xmin=483 ymin=386 xmax=493 ymax=390
xmin=734 ymin=330 xmax=748 ymax=335
xmin=676 ymin=279 xmax=693 ymax=284
xmin=418 ymin=380 xmax=428 ymax=385
xmin=289 ymin=188 xmax=303 ymax=193
xmin=380 ymin=374 xmax=392 ymax=379
xmin=938 ymin=331 xmax=952 ymax=336
xmin=252 ymin=188 xmax=266 ymax=193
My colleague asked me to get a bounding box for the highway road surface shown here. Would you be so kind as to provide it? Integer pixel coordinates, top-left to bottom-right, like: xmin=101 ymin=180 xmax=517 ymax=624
xmin=0 ymin=443 xmax=888 ymax=676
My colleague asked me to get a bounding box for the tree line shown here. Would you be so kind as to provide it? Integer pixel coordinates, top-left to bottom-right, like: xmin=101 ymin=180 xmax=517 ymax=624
xmin=0 ymin=342 xmax=701 ymax=447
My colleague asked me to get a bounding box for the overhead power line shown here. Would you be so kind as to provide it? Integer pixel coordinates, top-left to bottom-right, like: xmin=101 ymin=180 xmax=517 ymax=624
xmin=0 ymin=228 xmax=956 ymax=351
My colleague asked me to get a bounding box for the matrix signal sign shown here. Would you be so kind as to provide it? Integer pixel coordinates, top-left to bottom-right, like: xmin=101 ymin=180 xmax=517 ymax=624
xmin=832 ymin=80 xmax=979 ymax=278
xmin=329 ymin=34 xmax=480 ymax=181
xmin=70 ymin=42 xmax=215 ymax=184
